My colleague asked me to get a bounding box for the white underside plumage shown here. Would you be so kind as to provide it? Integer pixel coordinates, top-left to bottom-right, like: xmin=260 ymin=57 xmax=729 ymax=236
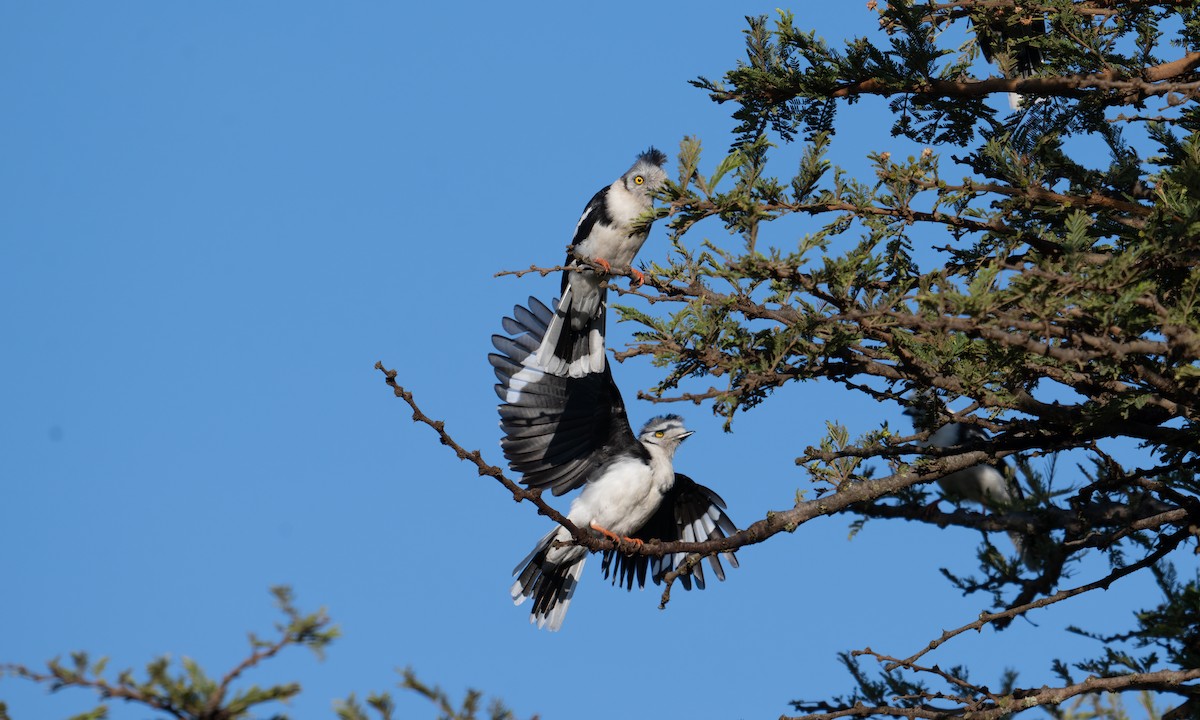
xmin=572 ymin=455 xmax=674 ymax=533
xmin=925 ymin=424 xmax=1015 ymax=506
xmin=936 ymin=464 xmax=1014 ymax=506
xmin=924 ymin=423 xmax=1029 ymax=565
xmin=573 ymin=188 xmax=650 ymax=270
xmin=510 ymin=444 xmax=677 ymax=631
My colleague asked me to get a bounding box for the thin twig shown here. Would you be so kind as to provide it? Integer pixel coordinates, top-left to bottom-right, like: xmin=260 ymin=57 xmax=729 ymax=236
xmin=890 ymin=527 xmax=1192 ymax=670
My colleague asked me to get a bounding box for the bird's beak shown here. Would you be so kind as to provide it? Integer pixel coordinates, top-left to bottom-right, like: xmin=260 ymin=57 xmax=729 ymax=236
xmin=678 ymin=430 xmax=695 ymax=441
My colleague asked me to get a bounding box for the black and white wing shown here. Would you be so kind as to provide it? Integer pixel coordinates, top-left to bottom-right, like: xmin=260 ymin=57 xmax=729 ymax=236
xmin=975 ymin=13 xmax=1046 ymax=108
xmin=490 ymin=296 xmax=639 ymax=496
xmin=533 ymin=189 xmax=612 ymax=379
xmin=601 ymin=473 xmax=739 ymax=592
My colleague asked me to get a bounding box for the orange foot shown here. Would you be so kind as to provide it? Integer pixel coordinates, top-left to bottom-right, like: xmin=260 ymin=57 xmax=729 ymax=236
xmin=590 ymin=521 xmax=621 ymax=542
xmin=630 ymin=268 xmax=645 ymax=287
xmin=589 ymin=522 xmax=644 ymax=549
xmin=593 ymin=257 xmax=612 ymax=273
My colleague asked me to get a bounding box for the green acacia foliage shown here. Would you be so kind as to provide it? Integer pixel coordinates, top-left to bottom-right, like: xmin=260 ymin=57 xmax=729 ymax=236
xmin=1 ymin=587 xmax=339 ymax=720
xmin=5 ymin=3 xmax=1198 ymax=719
xmin=1 ymin=589 xmax=527 ymax=720
xmin=612 ymin=1 xmax=1200 ymax=717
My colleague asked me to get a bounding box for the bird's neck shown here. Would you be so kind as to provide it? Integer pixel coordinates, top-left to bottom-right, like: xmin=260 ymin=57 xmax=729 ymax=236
xmin=639 ymin=442 xmax=677 ymax=494
xmin=607 ymin=185 xmax=651 ymax=230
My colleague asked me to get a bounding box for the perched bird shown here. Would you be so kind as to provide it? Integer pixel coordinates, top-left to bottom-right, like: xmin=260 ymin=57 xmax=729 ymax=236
xmin=535 ymin=147 xmax=668 ymax=379
xmin=975 ymin=12 xmax=1046 ymax=109
xmin=905 ymin=401 xmax=1032 ymax=566
xmin=491 ymin=296 xmax=737 ymax=631
xmin=912 ymin=415 xmax=1021 ymax=507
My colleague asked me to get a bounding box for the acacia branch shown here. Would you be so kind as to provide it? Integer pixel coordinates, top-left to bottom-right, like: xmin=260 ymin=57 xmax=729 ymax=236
xmin=1 ymin=664 xmax=186 ymax=719
xmin=914 ymin=178 xmax=1151 ymax=219
xmin=891 ymin=526 xmax=1193 ymax=670
xmin=209 ymin=620 xmax=306 ymax=715
xmin=908 ymin=0 xmax=1159 ymax=24
xmin=854 ymin=499 xmax=1185 ymax=539
xmin=786 ymin=668 xmax=1200 ymax=720
xmin=372 ymin=363 xmax=1052 ymax=573
xmin=374 ymin=362 xmax=597 ymax=548
xmin=853 ymin=649 xmax=995 ymax=702
xmin=817 ymin=62 xmax=1200 ymax=103
xmin=585 ymin=266 xmax=1194 ymax=445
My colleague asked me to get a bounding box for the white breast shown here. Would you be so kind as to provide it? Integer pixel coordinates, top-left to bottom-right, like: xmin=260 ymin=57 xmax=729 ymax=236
xmin=573 ymin=184 xmax=652 ymax=268
xmin=938 ymin=465 xmax=1013 ymax=506
xmin=924 ymin=424 xmax=962 ymax=448
xmin=567 ymin=455 xmax=671 ymax=536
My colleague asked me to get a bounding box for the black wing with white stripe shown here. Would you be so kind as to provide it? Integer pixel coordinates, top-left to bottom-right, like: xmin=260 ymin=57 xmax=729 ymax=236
xmin=566 ymin=188 xmax=613 ymax=269
xmin=531 ymin=191 xmax=613 ymax=379
xmin=600 ymin=473 xmax=739 ymax=592
xmin=490 ymin=296 xmax=642 ymax=496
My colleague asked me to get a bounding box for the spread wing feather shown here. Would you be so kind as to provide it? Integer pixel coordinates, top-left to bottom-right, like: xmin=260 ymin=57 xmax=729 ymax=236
xmin=491 ymin=296 xmax=639 ymax=495
xmin=600 ymin=473 xmax=739 ymax=592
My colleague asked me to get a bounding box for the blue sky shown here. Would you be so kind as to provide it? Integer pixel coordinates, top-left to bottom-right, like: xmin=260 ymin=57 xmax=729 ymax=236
xmin=0 ymin=4 xmax=1182 ymax=719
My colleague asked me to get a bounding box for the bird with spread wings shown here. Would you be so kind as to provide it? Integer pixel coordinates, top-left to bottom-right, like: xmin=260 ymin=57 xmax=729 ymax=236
xmin=490 ymin=296 xmax=738 ymax=631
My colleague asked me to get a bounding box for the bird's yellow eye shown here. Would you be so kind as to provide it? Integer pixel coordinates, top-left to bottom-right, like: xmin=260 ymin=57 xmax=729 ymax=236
xmin=654 ymin=431 xmax=664 ymax=438
xmin=634 ymin=175 xmax=645 ymax=185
